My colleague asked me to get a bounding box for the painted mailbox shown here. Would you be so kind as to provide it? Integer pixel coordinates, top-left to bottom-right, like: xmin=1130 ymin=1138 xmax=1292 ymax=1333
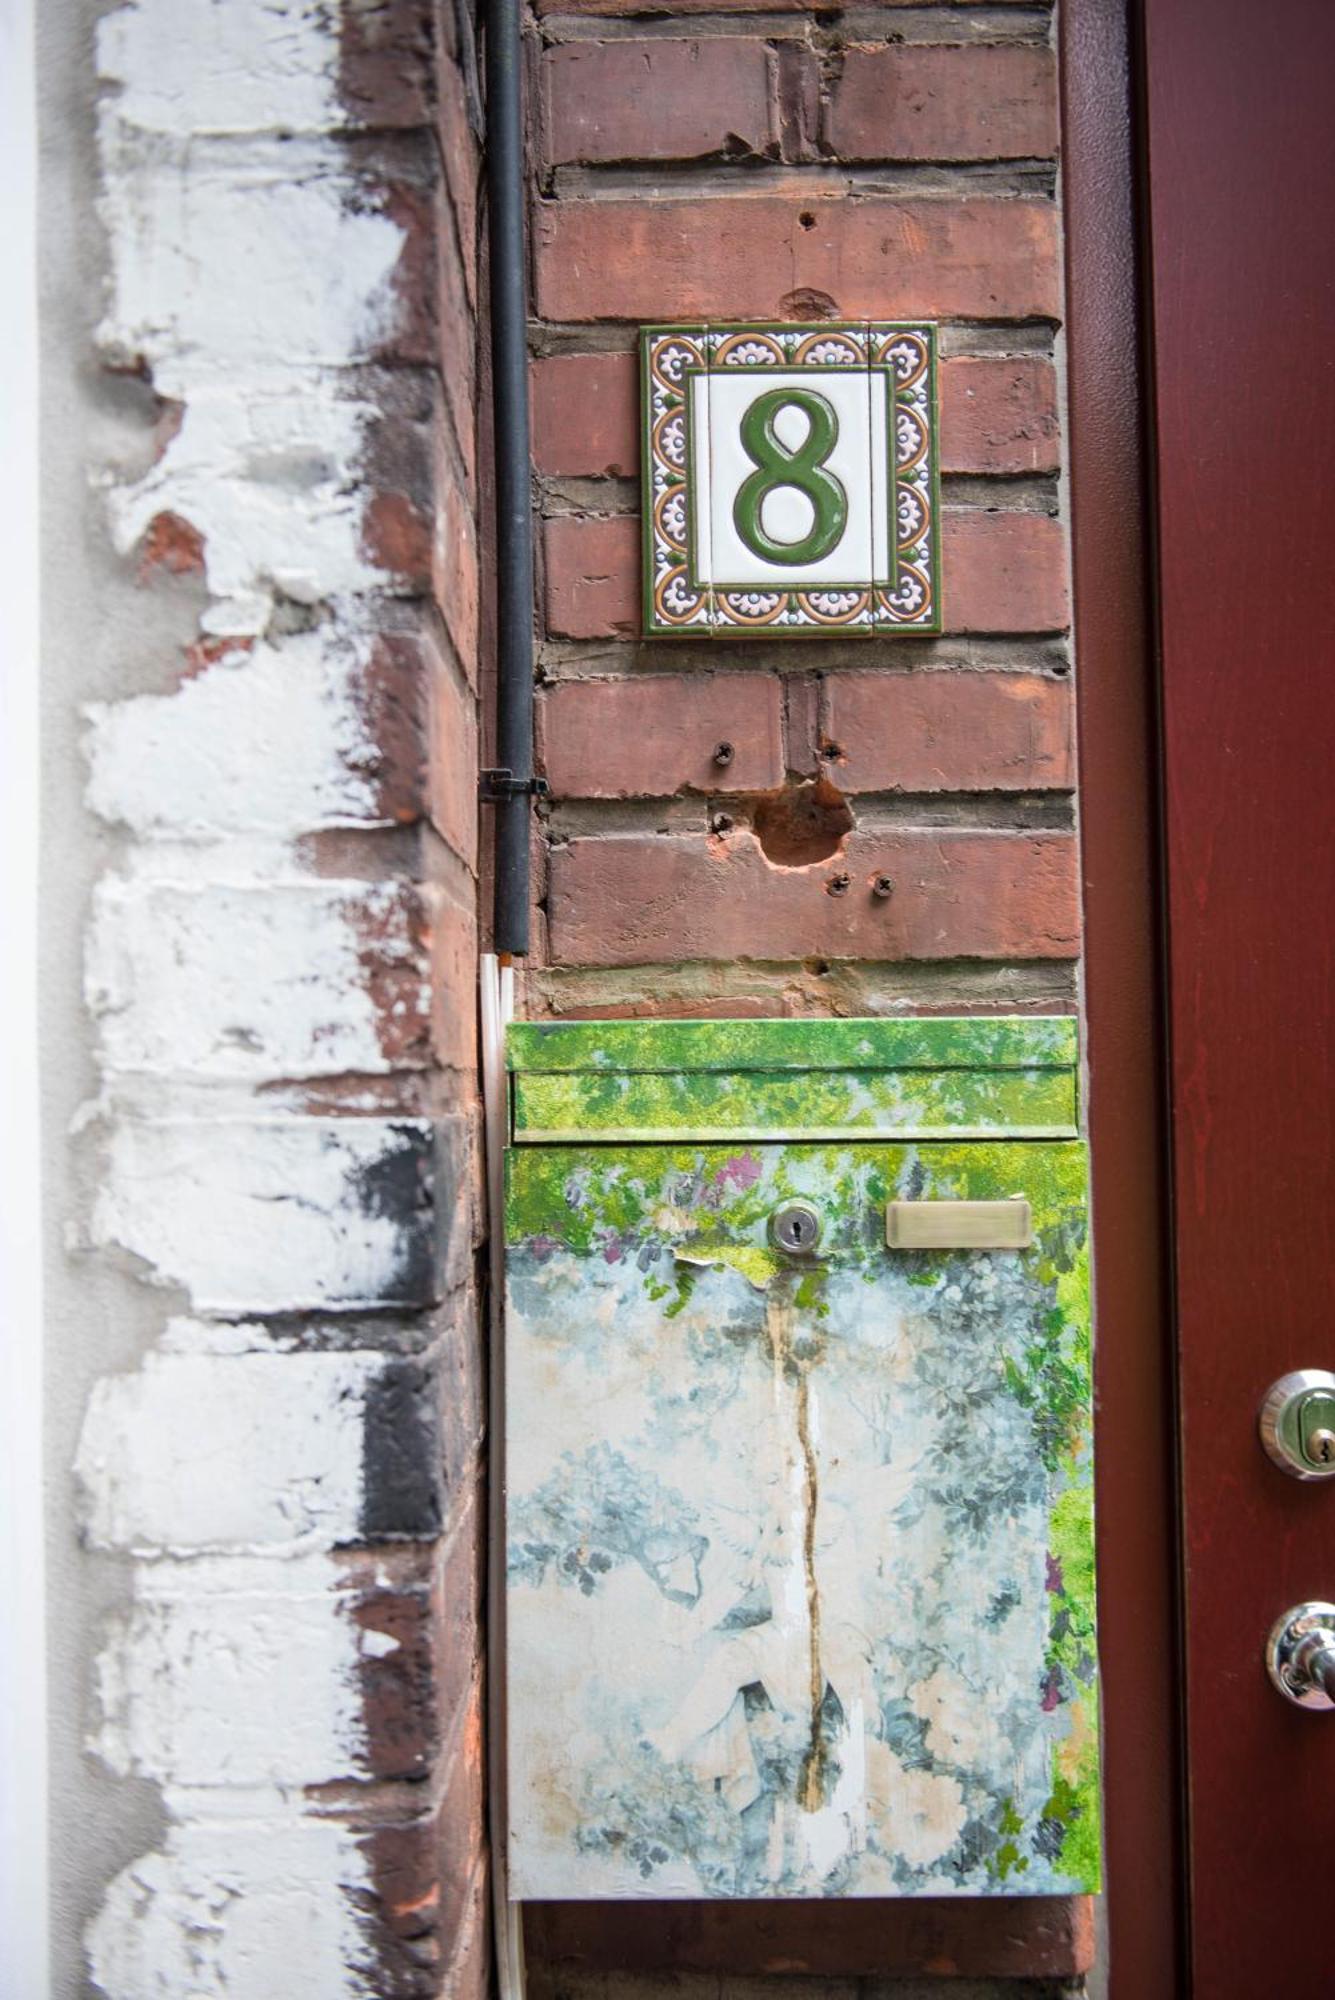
xmin=505 ymin=1018 xmax=1098 ymax=1901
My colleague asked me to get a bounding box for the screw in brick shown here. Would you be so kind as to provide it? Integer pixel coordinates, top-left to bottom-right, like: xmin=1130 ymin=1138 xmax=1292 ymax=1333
xmin=713 ymin=741 xmax=735 ymax=767
xmin=827 ymin=872 xmax=851 ymax=897
xmin=872 ymin=875 xmax=895 ymax=900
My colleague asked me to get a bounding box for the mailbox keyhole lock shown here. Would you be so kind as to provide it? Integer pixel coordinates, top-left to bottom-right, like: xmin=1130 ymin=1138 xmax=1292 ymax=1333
xmin=769 ymin=1200 xmax=822 ymax=1257
xmin=1260 ymin=1370 xmax=1335 ymax=1479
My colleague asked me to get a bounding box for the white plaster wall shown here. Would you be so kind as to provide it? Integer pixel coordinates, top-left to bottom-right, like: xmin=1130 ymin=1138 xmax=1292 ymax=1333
xmin=2 ymin=0 xmax=50 ymax=1987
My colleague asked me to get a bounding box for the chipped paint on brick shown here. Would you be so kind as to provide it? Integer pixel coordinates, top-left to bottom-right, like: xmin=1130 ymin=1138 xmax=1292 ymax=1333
xmin=86 ymin=1815 xmax=381 ymax=2000
xmin=78 ymin=2 xmax=464 ymax=1985
xmin=76 ymin=1352 xmax=383 ymax=1553
xmin=105 ymin=379 xmax=397 ymax=636
xmin=90 ymin=1554 xmax=373 ymax=1787
xmin=89 ymin=1118 xmax=437 ymax=1313
xmin=98 ymin=0 xmax=349 ymax=139
xmin=85 ymin=631 xmax=393 ymax=844
xmin=86 ymin=879 xmax=432 ymax=1080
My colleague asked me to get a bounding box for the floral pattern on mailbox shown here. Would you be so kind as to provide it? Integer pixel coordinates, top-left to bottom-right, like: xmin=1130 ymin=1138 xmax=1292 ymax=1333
xmin=504 ymin=1019 xmax=1098 ymax=1901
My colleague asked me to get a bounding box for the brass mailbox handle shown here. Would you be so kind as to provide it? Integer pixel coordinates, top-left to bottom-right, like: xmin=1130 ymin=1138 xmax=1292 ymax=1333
xmin=885 ymin=1199 xmax=1033 ymax=1252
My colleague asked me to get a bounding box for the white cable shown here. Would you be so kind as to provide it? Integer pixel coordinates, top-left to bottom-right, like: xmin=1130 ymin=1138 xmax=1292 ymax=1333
xmin=481 ymin=954 xmax=525 ymax=2000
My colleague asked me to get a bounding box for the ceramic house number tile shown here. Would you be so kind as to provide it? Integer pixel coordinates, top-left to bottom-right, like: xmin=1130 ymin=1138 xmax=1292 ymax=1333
xmin=641 ymin=322 xmax=941 ymax=637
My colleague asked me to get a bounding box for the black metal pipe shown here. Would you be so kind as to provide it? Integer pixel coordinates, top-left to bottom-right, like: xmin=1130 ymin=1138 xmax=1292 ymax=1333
xmin=485 ymin=0 xmax=535 ymax=957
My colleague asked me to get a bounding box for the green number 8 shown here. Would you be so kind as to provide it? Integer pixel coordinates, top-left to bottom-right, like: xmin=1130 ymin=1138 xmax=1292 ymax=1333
xmin=732 ymin=388 xmax=848 ymax=566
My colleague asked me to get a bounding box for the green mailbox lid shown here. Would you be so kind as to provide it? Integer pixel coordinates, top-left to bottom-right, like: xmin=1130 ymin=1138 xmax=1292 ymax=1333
xmin=507 ymin=1015 xmax=1080 ymax=1144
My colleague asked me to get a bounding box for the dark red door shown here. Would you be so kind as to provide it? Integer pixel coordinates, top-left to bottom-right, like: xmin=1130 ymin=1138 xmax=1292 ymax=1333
xmin=1142 ymin=0 xmax=1335 ymax=1987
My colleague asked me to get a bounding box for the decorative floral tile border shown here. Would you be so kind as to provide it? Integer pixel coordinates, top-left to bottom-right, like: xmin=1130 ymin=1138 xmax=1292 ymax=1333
xmin=640 ymin=322 xmax=941 ymax=639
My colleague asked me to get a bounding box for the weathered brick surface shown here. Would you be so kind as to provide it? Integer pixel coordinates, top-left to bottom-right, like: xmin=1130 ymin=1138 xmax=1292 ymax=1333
xmin=533 ymin=351 xmax=1059 ymax=479
xmin=443 ymin=1854 xmax=491 ymax=2000
xmin=539 ymin=673 xmax=784 ymax=797
xmin=351 ymin=148 xmax=446 ymax=368
xmin=79 ymin=4 xmax=488 ymax=1990
xmin=544 ymin=40 xmax=774 ymax=165
xmin=437 ymin=1293 xmax=487 ymax=1507
xmin=350 ymin=1548 xmax=446 ymax=1781
xmin=339 ymin=0 xmax=438 ymax=129
xmin=427 ymin=1111 xmax=483 ymax=1306
xmin=543 ymin=510 xmax=1067 ymax=638
xmin=430 ymin=881 xmax=481 ymax=1074
xmin=437 ymin=59 xmax=482 ymax=280
xmin=435 ymin=1672 xmax=486 ymax=1949
xmin=536 ymin=196 xmax=1062 ymax=323
xmin=537 ymin=0 xmax=1042 ymax=13
xmin=544 ymin=513 xmax=641 ymax=640
xmin=431 ymin=1494 xmax=485 ymax=1751
xmin=943 ymin=511 xmax=1069 ymax=634
xmin=533 ymin=352 xmax=640 ymax=478
xmin=361 ymin=1673 xmax=486 ymax=1999
xmin=437 ymin=210 xmax=479 ymax=485
xmin=939 ymin=355 xmax=1060 ymax=474
xmin=541 ymin=669 xmax=1071 ymax=800
xmin=428 ymin=639 xmax=480 ymax=867
xmin=435 ymin=460 xmax=481 ymax=682
xmin=549 ymin=829 xmax=1080 ymax=966
xmin=363 ymin=417 xmax=439 ymax=595
xmin=829 ymin=44 xmax=1058 ymax=163
xmin=825 ymin=669 xmax=1074 ymax=793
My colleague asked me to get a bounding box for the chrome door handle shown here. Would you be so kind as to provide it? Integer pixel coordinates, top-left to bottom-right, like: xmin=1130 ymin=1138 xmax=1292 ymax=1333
xmin=1267 ymin=1602 xmax=1335 ymax=1709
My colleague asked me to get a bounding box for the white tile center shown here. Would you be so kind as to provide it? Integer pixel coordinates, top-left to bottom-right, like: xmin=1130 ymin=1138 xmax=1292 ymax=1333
xmin=697 ymin=369 xmax=887 ymax=589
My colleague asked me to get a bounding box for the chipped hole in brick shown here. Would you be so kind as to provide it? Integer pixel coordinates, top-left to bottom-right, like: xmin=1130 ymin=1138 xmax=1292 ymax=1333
xmin=798 ymin=210 xmax=817 ymax=230
xmin=780 ymin=288 xmax=839 ymax=321
xmin=752 ymin=776 xmax=854 ymax=867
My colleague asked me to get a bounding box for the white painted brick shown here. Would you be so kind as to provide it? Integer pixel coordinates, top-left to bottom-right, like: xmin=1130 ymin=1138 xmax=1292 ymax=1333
xmin=85 ymin=632 xmax=386 ymax=841
xmin=87 ymin=879 xmax=429 ymax=1079
xmin=87 ymin=1811 xmax=378 ymax=2000
xmin=105 ymin=379 xmax=392 ymax=630
xmin=91 ymin=1554 xmax=376 ymax=1786
xmin=97 ymin=135 xmax=406 ymax=388
xmin=156 ymin=1313 xmax=411 ymax=1358
xmin=91 ymin=1117 xmax=436 ymax=1312
xmin=79 ymin=4 xmax=458 ymax=1987
xmin=76 ymin=1352 xmax=380 ymax=1553
xmin=99 ymin=0 xmax=343 ymax=138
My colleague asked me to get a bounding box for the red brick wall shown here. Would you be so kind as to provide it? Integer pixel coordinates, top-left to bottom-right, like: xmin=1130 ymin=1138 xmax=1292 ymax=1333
xmin=524 ymin=0 xmax=1076 ymax=1033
